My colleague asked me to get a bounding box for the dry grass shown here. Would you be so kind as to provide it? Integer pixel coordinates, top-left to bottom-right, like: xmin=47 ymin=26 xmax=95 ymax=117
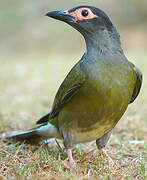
xmin=0 ymin=51 xmax=146 ymax=180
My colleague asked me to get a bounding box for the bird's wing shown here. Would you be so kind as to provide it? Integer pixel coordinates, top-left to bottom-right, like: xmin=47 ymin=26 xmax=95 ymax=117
xmin=37 ymin=58 xmax=86 ymax=124
xmin=36 ymin=113 xmax=50 ymax=124
xmin=130 ymin=64 xmax=142 ymax=104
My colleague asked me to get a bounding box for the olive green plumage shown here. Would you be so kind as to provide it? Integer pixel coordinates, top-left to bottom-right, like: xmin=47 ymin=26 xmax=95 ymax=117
xmin=37 ymin=53 xmax=142 ymax=147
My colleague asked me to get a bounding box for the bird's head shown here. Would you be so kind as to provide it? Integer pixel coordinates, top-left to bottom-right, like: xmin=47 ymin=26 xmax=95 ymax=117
xmin=46 ymin=6 xmax=121 ymax=54
xmin=46 ymin=6 xmax=114 ymax=36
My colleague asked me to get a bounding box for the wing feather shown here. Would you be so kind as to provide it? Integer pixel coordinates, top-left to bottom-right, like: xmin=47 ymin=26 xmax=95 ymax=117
xmin=37 ymin=56 xmax=86 ymax=124
xmin=130 ymin=65 xmax=142 ymax=103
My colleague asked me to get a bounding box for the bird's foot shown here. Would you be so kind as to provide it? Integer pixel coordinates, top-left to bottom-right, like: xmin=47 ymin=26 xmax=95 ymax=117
xmin=98 ymin=147 xmax=115 ymax=167
xmin=63 ymin=148 xmax=76 ymax=168
xmin=63 ymin=158 xmax=76 ymax=168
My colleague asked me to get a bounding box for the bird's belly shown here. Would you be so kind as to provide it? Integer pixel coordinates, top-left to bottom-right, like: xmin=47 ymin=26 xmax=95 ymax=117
xmin=58 ymin=78 xmax=133 ymax=144
xmin=70 ymin=121 xmax=113 ymax=144
xmin=64 ymin=105 xmax=126 ymax=144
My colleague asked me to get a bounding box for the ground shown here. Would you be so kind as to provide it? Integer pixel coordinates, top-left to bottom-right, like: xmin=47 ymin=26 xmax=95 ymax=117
xmin=0 ymin=51 xmax=146 ymax=180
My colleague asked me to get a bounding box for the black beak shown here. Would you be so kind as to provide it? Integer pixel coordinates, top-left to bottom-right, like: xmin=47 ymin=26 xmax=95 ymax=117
xmin=45 ymin=10 xmax=75 ymax=23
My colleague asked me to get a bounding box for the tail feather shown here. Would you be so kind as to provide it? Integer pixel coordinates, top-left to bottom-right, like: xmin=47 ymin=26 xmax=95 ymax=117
xmin=0 ymin=123 xmax=61 ymax=144
xmin=3 ymin=128 xmax=37 ymax=139
xmin=0 ymin=128 xmax=42 ymax=144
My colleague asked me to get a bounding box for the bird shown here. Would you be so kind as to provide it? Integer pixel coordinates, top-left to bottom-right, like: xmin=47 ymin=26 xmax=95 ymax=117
xmin=0 ymin=6 xmax=142 ymax=167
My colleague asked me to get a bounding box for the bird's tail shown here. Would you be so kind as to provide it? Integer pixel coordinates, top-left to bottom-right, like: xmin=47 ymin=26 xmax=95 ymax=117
xmin=0 ymin=123 xmax=60 ymax=144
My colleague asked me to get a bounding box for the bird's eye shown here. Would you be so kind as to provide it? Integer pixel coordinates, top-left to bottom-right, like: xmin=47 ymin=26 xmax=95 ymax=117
xmin=81 ymin=9 xmax=89 ymax=17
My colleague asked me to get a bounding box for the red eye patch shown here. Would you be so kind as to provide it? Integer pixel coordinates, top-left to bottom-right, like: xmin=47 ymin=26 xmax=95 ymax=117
xmin=69 ymin=8 xmax=98 ymax=21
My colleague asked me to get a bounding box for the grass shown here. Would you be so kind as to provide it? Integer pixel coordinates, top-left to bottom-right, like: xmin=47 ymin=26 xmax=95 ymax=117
xmin=0 ymin=51 xmax=146 ymax=180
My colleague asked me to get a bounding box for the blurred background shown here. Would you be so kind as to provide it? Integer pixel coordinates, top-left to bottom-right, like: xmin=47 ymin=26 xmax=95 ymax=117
xmin=0 ymin=1 xmax=146 ymax=178
xmin=0 ymin=0 xmax=146 ymax=129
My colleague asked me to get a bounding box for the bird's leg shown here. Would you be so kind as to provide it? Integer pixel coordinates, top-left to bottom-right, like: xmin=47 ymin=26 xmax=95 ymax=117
xmin=63 ymin=148 xmax=76 ymax=168
xmin=97 ymin=146 xmax=114 ymax=166
xmin=63 ymin=135 xmax=76 ymax=168
xmin=96 ymin=130 xmax=115 ymax=166
xmin=66 ymin=148 xmax=76 ymax=167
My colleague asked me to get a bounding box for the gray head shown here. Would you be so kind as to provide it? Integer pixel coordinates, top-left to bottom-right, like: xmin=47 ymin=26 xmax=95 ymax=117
xmin=46 ymin=6 xmax=121 ymax=53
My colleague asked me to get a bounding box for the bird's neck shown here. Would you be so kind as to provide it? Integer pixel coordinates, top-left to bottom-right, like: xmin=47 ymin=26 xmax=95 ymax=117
xmin=85 ymin=28 xmax=123 ymax=58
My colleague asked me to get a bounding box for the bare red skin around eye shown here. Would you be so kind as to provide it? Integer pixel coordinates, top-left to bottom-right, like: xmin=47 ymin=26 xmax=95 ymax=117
xmin=68 ymin=8 xmax=98 ymax=21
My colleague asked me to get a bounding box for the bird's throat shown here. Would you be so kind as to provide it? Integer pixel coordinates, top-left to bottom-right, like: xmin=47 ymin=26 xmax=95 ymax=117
xmin=85 ymin=28 xmax=122 ymax=57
